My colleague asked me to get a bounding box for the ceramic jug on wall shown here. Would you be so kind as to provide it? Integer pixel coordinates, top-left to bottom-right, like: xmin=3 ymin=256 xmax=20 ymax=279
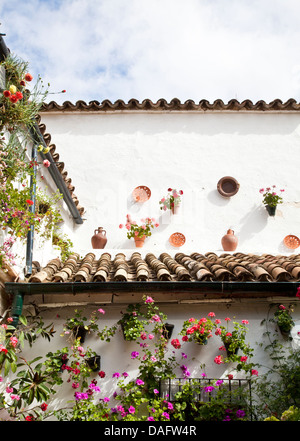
xmin=91 ymin=227 xmax=107 ymax=249
xmin=221 ymin=229 xmax=238 ymax=251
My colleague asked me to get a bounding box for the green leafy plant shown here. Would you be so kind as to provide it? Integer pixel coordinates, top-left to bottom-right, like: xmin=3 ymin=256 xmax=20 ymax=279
xmin=273 ymin=304 xmax=295 ymax=334
xmin=52 ymin=229 xmax=73 ymax=262
xmin=215 ymin=317 xmax=253 ymax=362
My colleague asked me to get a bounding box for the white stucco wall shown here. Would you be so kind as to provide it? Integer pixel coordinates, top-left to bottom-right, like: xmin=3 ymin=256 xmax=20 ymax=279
xmin=39 ymin=110 xmax=300 ymax=258
xmin=2 ymin=109 xmax=300 ymax=419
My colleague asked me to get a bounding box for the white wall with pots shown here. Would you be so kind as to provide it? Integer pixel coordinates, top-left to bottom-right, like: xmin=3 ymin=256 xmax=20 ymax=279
xmin=39 ymin=110 xmax=300 ymax=258
xmin=2 ymin=109 xmax=300 ymax=418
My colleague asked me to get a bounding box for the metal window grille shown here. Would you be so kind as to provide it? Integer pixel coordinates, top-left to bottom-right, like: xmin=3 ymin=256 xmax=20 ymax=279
xmin=157 ymin=377 xmax=253 ymax=420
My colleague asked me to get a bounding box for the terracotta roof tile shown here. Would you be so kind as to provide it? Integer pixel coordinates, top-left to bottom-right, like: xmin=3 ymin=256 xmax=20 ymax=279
xmin=28 ymin=252 xmax=300 ymax=284
xmin=40 ymin=98 xmax=300 ymax=113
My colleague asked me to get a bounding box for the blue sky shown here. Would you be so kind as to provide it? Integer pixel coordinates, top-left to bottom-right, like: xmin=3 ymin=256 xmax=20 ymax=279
xmin=1 ymin=0 xmax=300 ymax=104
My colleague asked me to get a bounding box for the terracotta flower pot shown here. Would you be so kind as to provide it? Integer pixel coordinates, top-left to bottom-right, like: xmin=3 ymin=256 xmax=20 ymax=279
xmin=171 ymin=204 xmax=180 ymax=214
xmin=134 ymin=235 xmax=146 ymax=248
xmin=221 ymin=229 xmax=238 ymax=251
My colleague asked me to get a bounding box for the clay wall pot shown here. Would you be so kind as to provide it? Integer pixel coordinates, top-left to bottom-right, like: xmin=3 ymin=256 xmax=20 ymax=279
xmin=221 ymin=229 xmax=238 ymax=251
xmin=217 ymin=176 xmax=240 ymax=198
xmin=91 ymin=227 xmax=107 ymax=249
xmin=134 ymin=235 xmax=146 ymax=248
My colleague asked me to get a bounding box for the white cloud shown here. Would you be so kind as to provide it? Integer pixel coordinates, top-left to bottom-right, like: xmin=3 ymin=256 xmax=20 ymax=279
xmin=1 ymin=0 xmax=300 ymax=104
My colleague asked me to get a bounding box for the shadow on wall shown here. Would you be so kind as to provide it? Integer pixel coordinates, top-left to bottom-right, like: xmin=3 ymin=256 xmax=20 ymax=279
xmin=207 ymin=190 xmax=231 ymax=207
xmin=238 ymin=205 xmax=268 ymax=245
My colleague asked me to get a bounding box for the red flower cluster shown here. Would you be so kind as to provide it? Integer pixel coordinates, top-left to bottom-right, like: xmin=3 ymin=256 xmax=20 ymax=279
xmin=171 ymin=338 xmax=181 ymax=349
xmin=2 ymin=72 xmax=33 ymax=103
xmin=3 ymin=89 xmax=23 ymax=103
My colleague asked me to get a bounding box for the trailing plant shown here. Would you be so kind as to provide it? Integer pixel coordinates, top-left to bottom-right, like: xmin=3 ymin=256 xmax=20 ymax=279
xmin=52 ymin=229 xmax=73 ymax=262
xmin=252 ymin=308 xmax=300 ymax=420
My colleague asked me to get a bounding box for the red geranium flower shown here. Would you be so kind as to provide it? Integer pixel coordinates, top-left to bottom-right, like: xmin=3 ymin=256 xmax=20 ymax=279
xmin=25 ymin=73 xmax=33 ymax=82
xmin=9 ymin=94 xmax=18 ymax=103
xmin=16 ymin=91 xmax=23 ymax=100
xmin=3 ymin=90 xmax=11 ymax=97
xmin=26 ymin=199 xmax=34 ymax=205
xmin=171 ymin=338 xmax=181 ymax=349
xmin=41 ymin=403 xmax=48 ymax=411
xmin=98 ymin=370 xmax=106 ymax=378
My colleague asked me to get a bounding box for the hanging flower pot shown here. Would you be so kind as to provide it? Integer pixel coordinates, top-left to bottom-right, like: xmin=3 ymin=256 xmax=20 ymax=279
xmin=171 ymin=203 xmax=180 ymax=215
xmin=162 ymin=323 xmax=174 ymax=340
xmin=224 ymin=342 xmax=239 ymax=358
xmin=86 ymin=355 xmax=101 ymax=372
xmin=72 ymin=325 xmax=87 ymax=343
xmin=159 ymin=188 xmax=183 ymax=213
xmin=266 ymin=205 xmax=276 ymax=216
xmin=134 ymin=235 xmax=146 ymax=248
xmin=59 ymin=355 xmax=69 ymax=373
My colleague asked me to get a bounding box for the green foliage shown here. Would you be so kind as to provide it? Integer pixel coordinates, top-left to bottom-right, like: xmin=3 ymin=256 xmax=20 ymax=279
xmin=52 ymin=229 xmax=73 ymax=262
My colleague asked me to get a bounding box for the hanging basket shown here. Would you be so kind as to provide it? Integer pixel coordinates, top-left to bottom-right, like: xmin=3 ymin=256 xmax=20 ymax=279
xmin=86 ymin=355 xmax=101 ymax=372
xmin=72 ymin=326 xmax=87 ymax=343
xmin=162 ymin=323 xmax=175 ymax=340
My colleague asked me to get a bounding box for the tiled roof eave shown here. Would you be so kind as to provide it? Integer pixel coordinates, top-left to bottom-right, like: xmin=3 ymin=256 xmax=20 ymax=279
xmin=4 ymin=280 xmax=299 ymax=297
xmin=40 ymin=98 xmax=300 ymax=113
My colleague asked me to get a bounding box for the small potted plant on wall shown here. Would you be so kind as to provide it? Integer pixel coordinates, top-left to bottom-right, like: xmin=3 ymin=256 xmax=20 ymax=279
xmin=273 ymin=304 xmax=295 ymax=337
xmin=117 ymin=303 xmax=147 ymax=341
xmin=259 ymin=185 xmax=284 ymax=216
xmin=119 ymin=214 xmax=159 ymax=247
xmin=159 ymin=188 xmax=183 ymax=214
xmin=179 ymin=313 xmax=216 ymax=345
xmin=62 ymin=309 xmax=100 ymax=343
xmin=215 ymin=317 xmax=251 ymax=361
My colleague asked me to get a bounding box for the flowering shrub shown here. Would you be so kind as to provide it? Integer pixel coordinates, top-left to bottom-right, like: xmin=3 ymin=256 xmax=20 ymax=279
xmin=159 ymin=188 xmax=183 ymax=212
xmin=0 ymin=235 xmax=17 ymax=267
xmin=179 ymin=313 xmax=216 ymax=345
xmin=259 ymin=185 xmax=284 ymax=207
xmin=0 ymin=54 xmax=49 ymax=133
xmin=119 ymin=214 xmax=159 ymax=240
